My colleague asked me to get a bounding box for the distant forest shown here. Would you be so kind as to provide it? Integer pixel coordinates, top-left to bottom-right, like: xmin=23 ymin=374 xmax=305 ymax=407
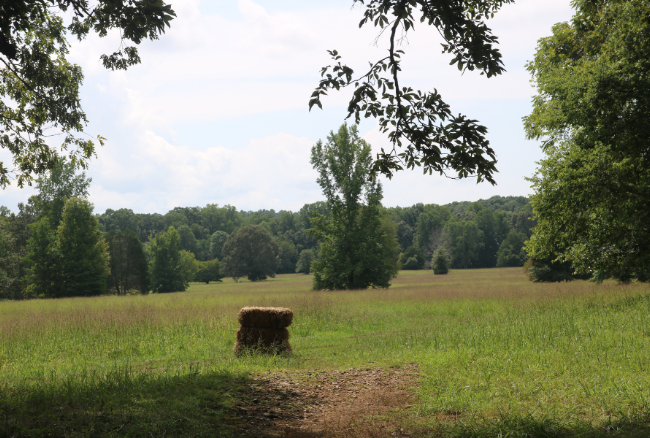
xmin=95 ymin=195 xmax=534 ymax=274
xmin=1 ymin=191 xmax=535 ymax=300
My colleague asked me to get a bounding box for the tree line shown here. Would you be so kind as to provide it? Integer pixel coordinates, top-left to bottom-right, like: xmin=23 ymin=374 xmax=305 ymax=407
xmin=5 ymin=0 xmax=649 ymax=292
xmin=0 ymin=150 xmax=536 ymax=300
xmin=94 ymin=185 xmax=534 ymax=277
xmin=3 ymin=0 xmax=517 ymax=298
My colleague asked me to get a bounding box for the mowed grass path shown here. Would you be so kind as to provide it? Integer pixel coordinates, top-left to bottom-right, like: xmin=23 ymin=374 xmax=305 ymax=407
xmin=2 ymin=268 xmax=650 ymax=436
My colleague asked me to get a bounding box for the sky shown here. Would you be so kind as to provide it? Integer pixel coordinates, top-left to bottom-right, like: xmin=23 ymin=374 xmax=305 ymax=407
xmin=1 ymin=0 xmax=574 ymax=214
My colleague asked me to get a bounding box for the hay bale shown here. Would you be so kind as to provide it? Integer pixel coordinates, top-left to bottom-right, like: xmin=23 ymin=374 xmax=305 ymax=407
xmin=234 ymin=307 xmax=293 ymax=356
xmin=232 ymin=340 xmax=292 ymax=356
xmin=233 ymin=327 xmax=292 ymax=355
xmin=236 ymin=326 xmax=289 ymax=346
xmin=238 ymin=306 xmax=293 ymax=328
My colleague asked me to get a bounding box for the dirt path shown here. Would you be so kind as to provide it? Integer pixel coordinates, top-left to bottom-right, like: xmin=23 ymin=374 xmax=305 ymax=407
xmin=230 ymin=364 xmax=419 ymax=437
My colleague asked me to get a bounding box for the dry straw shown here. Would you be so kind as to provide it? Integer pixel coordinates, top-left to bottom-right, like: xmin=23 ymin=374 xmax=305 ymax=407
xmin=234 ymin=307 xmax=293 ymax=355
xmin=237 ymin=307 xmax=293 ymax=329
xmin=233 ymin=327 xmax=292 ymax=355
xmin=236 ymin=327 xmax=290 ymax=346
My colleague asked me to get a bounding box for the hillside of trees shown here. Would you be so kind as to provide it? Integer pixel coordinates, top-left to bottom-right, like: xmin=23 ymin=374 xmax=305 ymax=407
xmin=90 ymin=196 xmax=534 ymax=270
xmin=0 ymin=160 xmax=536 ymax=300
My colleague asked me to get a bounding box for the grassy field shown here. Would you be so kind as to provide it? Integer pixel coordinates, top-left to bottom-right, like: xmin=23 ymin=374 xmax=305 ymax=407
xmin=2 ymin=268 xmax=650 ymax=436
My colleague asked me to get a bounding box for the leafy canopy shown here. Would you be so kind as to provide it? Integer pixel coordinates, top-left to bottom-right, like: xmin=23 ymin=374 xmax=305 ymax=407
xmin=106 ymin=229 xmax=149 ymax=295
xmin=432 ymin=247 xmax=450 ymax=274
xmin=524 ymin=0 xmax=650 ymax=279
xmin=221 ymin=225 xmax=279 ymax=282
xmin=0 ymin=0 xmax=175 ymax=188
xmin=148 ymin=226 xmax=185 ymax=293
xmin=295 ymin=249 xmax=316 ymax=274
xmin=194 ymin=259 xmax=223 ymax=284
xmin=33 ymin=158 xmax=91 ymax=227
xmin=309 ymin=123 xmax=400 ymax=290
xmin=310 ymin=0 xmax=514 ymax=182
xmin=496 ymin=231 xmax=526 ymax=268
xmin=400 ymin=245 xmax=425 ymax=270
xmin=179 ymin=250 xmax=199 ymax=284
xmin=445 ymin=219 xmax=483 ymax=269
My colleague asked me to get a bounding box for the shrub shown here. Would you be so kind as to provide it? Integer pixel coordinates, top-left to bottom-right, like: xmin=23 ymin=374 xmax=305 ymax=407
xmin=296 ymin=249 xmax=316 ymax=274
xmin=432 ymin=247 xmax=450 ymax=275
xmin=496 ymin=231 xmax=528 ymax=267
xmin=523 ymin=257 xmax=573 ymax=282
xmin=399 ymin=246 xmax=425 ymax=270
xmin=194 ymin=259 xmax=223 ymax=284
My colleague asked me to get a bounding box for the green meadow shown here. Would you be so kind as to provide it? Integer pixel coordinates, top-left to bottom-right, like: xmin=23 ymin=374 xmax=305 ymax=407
xmin=2 ymin=268 xmax=650 ymax=437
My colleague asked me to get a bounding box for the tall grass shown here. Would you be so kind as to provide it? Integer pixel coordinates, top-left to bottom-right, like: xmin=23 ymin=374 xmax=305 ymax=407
xmin=2 ymin=268 xmax=650 ymax=436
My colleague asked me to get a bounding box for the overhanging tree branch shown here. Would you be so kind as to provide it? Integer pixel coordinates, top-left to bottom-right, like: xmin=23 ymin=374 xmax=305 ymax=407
xmin=0 ymin=0 xmax=175 ymax=188
xmin=310 ymin=0 xmax=514 ymax=183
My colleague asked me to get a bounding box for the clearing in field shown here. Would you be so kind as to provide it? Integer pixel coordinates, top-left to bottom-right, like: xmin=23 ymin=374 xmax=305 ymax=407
xmin=2 ymin=268 xmax=650 ymax=437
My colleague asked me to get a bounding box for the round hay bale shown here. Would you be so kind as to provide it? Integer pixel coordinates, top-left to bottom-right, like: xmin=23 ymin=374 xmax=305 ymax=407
xmin=238 ymin=306 xmax=293 ymax=328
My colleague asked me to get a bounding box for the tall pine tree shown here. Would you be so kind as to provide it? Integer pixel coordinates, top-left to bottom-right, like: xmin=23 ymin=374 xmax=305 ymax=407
xmin=56 ymin=198 xmax=109 ymax=297
xmin=24 ymin=218 xmax=61 ymax=298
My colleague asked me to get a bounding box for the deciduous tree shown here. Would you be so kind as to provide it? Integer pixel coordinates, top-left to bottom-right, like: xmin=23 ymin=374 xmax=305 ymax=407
xmin=209 ymin=231 xmax=229 ymax=260
xmin=310 ymin=0 xmax=513 ymax=181
xmin=221 ymin=225 xmax=279 ymax=282
xmin=1 ymin=0 xmax=175 ymax=188
xmin=496 ymin=231 xmax=527 ymax=267
xmin=148 ymin=226 xmax=185 ymax=293
xmin=99 ymin=208 xmax=140 ymax=235
xmin=445 ymin=219 xmax=483 ymax=269
xmin=33 ymin=158 xmax=91 ymax=227
xmin=24 ymin=217 xmax=60 ymax=298
xmin=177 ymin=225 xmax=198 ymax=255
xmin=400 ymin=245 xmax=425 ymax=270
xmin=395 ymin=221 xmax=414 ymax=252
xmin=275 ymin=238 xmax=299 ymax=274
xmin=296 ymin=249 xmax=316 ymax=274
xmin=194 ymin=259 xmax=223 ymax=284
xmin=106 ymin=229 xmax=149 ymax=295
xmin=524 ymin=0 xmax=650 ymax=281
xmin=21 ymin=160 xmax=92 ymax=298
xmin=200 ymin=204 xmax=243 ymax=235
xmin=179 ymin=250 xmax=199 ymax=285
xmin=299 ymin=202 xmax=329 ymax=230
xmin=309 ymin=124 xmax=400 ymax=290
xmin=473 ymin=208 xmax=507 ymax=268
xmin=0 ymin=202 xmax=35 ymax=299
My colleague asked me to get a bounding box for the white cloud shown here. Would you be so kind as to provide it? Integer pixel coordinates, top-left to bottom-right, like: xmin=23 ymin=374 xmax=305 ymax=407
xmin=0 ymin=179 xmax=37 ymax=211
xmin=4 ymin=0 xmax=574 ymax=213
xmin=89 ymin=130 xmax=321 ymax=212
xmin=362 ymin=123 xmax=536 ymax=208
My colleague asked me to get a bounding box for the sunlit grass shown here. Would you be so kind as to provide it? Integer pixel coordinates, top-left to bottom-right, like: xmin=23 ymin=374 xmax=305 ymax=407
xmin=2 ymin=268 xmax=650 ymax=436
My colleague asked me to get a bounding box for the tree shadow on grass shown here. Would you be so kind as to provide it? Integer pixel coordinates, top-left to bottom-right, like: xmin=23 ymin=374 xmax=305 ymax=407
xmin=416 ymin=413 xmax=650 ymax=438
xmin=0 ymin=365 xmax=252 ymax=438
xmin=281 ymin=414 xmax=650 ymax=438
xmin=4 ymin=366 xmax=650 ymax=438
